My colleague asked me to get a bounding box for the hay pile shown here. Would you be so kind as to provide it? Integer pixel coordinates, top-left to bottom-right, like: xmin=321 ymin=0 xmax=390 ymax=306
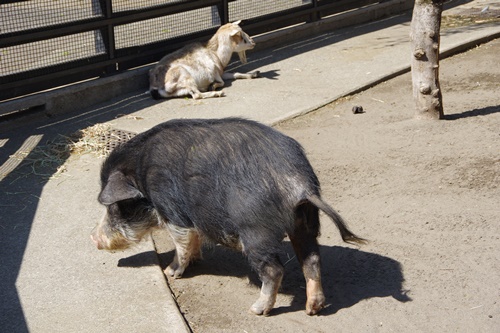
xmin=58 ymin=122 xmax=136 ymax=159
xmin=10 ymin=123 xmax=133 ymax=180
xmin=69 ymin=123 xmax=115 ymax=158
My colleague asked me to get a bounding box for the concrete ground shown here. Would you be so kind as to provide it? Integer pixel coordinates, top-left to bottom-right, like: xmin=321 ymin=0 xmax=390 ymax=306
xmin=0 ymin=0 xmax=499 ymax=332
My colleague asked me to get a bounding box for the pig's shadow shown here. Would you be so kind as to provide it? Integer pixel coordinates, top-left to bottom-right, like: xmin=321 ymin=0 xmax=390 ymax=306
xmin=119 ymin=241 xmax=411 ymax=315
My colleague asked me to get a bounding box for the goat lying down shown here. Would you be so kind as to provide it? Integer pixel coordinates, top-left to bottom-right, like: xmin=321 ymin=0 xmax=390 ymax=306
xmin=149 ymin=20 xmax=260 ymax=100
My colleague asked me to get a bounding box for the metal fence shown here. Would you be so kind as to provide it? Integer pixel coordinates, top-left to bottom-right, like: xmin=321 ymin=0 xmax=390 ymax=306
xmin=0 ymin=0 xmax=381 ymax=104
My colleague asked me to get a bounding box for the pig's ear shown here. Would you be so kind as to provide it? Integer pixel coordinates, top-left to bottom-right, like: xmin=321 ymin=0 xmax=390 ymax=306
xmin=98 ymin=171 xmax=143 ymax=205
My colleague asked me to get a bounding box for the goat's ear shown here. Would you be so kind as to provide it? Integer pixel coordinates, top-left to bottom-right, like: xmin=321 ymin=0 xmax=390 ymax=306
xmin=232 ymin=20 xmax=241 ymax=26
xmin=98 ymin=171 xmax=143 ymax=205
xmin=230 ymin=29 xmax=241 ymax=37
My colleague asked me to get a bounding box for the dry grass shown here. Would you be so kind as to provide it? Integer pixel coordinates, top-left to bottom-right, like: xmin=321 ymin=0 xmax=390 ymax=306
xmin=442 ymin=14 xmax=500 ymax=28
xmin=69 ymin=123 xmax=114 ymax=158
xmin=442 ymin=7 xmax=500 ymax=28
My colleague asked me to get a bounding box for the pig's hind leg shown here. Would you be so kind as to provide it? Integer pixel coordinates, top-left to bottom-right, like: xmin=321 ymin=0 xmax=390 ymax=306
xmin=289 ymin=202 xmax=326 ymax=315
xmin=164 ymin=223 xmax=202 ymax=278
xmin=245 ymin=244 xmax=285 ymax=316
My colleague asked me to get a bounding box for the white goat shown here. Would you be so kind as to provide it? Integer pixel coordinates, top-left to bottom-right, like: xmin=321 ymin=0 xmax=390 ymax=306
xmin=149 ymin=20 xmax=259 ymax=100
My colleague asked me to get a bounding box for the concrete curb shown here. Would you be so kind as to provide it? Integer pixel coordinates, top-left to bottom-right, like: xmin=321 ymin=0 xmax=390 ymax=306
xmin=156 ymin=266 xmax=192 ymax=333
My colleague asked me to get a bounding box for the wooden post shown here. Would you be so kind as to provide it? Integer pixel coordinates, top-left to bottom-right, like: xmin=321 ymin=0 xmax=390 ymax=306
xmin=410 ymin=0 xmax=444 ymax=119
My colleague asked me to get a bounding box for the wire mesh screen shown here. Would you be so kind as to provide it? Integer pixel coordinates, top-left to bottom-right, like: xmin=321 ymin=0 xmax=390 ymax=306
xmin=0 ymin=1 xmax=103 ymax=34
xmin=229 ymin=0 xmax=312 ymax=21
xmin=1 ymin=31 xmax=105 ymax=78
xmin=112 ymin=0 xmax=185 ymax=12
xmin=115 ymin=6 xmax=220 ymax=49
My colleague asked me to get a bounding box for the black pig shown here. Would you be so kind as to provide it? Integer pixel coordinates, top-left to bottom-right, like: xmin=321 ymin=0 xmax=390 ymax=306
xmin=91 ymin=117 xmax=365 ymax=316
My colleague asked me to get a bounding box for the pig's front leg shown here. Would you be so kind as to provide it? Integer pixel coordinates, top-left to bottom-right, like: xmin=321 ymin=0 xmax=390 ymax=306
xmin=165 ymin=224 xmax=202 ymax=278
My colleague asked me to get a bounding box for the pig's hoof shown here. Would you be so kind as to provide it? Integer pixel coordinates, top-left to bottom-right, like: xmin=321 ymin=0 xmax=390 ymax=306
xmin=249 ymin=300 xmax=273 ymax=316
xmin=305 ymin=294 xmax=325 ymax=315
xmin=165 ymin=264 xmax=184 ymax=279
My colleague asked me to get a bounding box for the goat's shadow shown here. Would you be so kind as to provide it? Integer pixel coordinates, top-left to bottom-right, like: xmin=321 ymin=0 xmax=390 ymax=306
xmin=119 ymin=241 xmax=410 ymax=315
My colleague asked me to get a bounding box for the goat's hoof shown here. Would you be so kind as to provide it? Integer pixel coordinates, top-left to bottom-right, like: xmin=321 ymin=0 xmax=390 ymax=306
xmin=252 ymin=71 xmax=261 ymax=78
xmin=150 ymin=89 xmax=162 ymax=100
xmin=217 ymin=91 xmax=225 ymax=97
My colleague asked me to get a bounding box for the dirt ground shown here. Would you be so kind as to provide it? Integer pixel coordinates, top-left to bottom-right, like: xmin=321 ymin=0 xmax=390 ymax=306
xmin=153 ymin=38 xmax=499 ymax=332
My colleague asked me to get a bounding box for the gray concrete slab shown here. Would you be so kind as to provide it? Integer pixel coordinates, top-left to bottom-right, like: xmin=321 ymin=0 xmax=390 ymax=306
xmin=1 ymin=0 xmax=499 ymax=332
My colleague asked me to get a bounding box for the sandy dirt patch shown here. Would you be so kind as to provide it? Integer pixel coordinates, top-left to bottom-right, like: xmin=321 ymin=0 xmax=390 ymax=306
xmin=153 ymin=38 xmax=499 ymax=332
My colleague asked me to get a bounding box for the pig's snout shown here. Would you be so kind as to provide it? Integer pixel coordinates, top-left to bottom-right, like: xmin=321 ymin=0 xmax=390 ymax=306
xmin=90 ymin=234 xmax=103 ymax=250
xmin=90 ymin=223 xmax=133 ymax=251
xmin=91 ymin=227 xmax=106 ymax=250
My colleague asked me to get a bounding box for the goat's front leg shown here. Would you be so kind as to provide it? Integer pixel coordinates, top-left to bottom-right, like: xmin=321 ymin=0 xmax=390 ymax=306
xmin=196 ymin=91 xmax=225 ymax=99
xmin=223 ymin=71 xmax=260 ymax=80
xmin=210 ymin=78 xmax=225 ymax=91
xmin=188 ymin=86 xmax=224 ymax=99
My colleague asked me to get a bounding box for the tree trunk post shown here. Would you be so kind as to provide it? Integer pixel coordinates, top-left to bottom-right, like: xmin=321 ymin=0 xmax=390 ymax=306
xmin=410 ymin=0 xmax=444 ymax=119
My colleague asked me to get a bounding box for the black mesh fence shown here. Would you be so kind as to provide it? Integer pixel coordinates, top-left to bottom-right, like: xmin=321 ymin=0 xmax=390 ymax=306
xmin=114 ymin=6 xmax=220 ymax=51
xmin=2 ymin=31 xmax=105 ymax=78
xmin=229 ymin=0 xmax=311 ymax=21
xmin=1 ymin=1 xmax=102 ymax=34
xmin=1 ymin=1 xmax=104 ymax=78
xmin=112 ymin=0 xmax=184 ymax=13
xmin=0 ymin=0 xmax=381 ymax=103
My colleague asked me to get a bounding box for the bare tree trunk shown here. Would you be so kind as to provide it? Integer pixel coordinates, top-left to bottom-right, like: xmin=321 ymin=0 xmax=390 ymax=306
xmin=410 ymin=0 xmax=444 ymax=119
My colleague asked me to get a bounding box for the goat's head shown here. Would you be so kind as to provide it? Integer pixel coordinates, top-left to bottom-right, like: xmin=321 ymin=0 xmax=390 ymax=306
xmin=228 ymin=20 xmax=255 ymax=64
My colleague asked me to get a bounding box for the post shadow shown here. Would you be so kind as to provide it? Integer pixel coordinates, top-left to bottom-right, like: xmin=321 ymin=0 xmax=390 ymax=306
xmin=442 ymin=105 xmax=500 ymax=120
